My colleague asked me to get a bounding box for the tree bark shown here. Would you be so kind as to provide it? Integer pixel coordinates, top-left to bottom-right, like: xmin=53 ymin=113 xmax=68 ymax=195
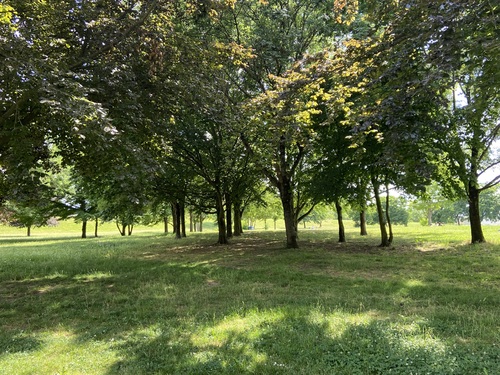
xmin=359 ymin=210 xmax=368 ymax=236
xmin=174 ymin=202 xmax=181 ymax=239
xmin=215 ymin=190 xmax=228 ymax=244
xmin=468 ymin=183 xmax=486 ymax=243
xmin=180 ymin=201 xmax=186 ymax=238
xmin=468 ymin=145 xmax=486 ymax=244
xmin=371 ymin=176 xmax=390 ymax=247
xmin=80 ymin=200 xmax=87 ymax=238
xmin=225 ymin=192 xmax=233 ymax=238
xmin=233 ymin=200 xmax=242 ymax=236
xmin=198 ymin=214 xmax=203 ymax=232
xmin=335 ymin=200 xmax=346 ymax=243
xmin=116 ymin=222 xmax=126 ymax=236
xmin=127 ymin=224 xmax=133 ymax=236
xmin=27 ymin=225 xmax=31 ymax=237
xmin=81 ymin=219 xmax=87 ymax=239
xmin=385 ymin=182 xmax=393 ymax=244
xmin=163 ymin=216 xmax=168 ymax=233
xmin=189 ymin=208 xmax=194 ymax=232
xmin=171 ymin=202 xmax=177 ymax=235
xmin=94 ymin=218 xmax=99 ymax=237
xmin=280 ymin=179 xmax=299 ymax=248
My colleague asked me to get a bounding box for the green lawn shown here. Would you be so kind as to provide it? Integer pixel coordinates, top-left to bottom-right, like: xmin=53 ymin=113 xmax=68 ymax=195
xmin=0 ymin=222 xmax=499 ymax=374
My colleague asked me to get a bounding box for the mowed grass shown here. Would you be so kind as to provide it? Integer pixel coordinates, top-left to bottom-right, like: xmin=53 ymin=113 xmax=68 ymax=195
xmin=0 ymin=221 xmax=499 ymax=374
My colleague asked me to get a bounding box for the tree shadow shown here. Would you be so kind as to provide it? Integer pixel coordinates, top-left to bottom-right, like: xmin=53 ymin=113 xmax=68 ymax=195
xmin=1 ymin=234 xmax=498 ymax=373
xmin=0 ymin=332 xmax=42 ymax=356
xmin=104 ymin=313 xmax=499 ymax=374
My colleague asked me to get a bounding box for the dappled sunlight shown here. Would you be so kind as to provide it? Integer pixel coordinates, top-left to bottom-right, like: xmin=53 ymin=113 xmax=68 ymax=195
xmin=308 ymin=308 xmax=384 ymax=328
xmin=0 ymin=237 xmax=86 ymax=249
xmin=415 ymin=241 xmax=470 ymax=252
xmin=192 ymin=309 xmax=287 ymax=346
xmin=403 ymin=279 xmax=425 ymax=288
xmin=1 ymin=228 xmax=498 ymax=373
xmin=0 ymin=328 xmax=118 ymax=375
xmin=74 ymin=271 xmax=113 ymax=282
xmin=12 ymin=271 xmax=68 ymax=284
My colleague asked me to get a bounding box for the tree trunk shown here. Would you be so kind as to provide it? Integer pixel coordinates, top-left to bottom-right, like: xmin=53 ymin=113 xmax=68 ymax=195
xmin=171 ymin=202 xmax=177 ymax=235
xmin=233 ymin=200 xmax=242 ymax=236
xmin=359 ymin=210 xmax=368 ymax=236
xmin=427 ymin=208 xmax=433 ymax=226
xmin=215 ymin=190 xmax=228 ymax=244
xmin=280 ymin=180 xmax=298 ymax=248
xmin=180 ymin=201 xmax=186 ymax=238
xmin=468 ymin=184 xmax=486 ymax=243
xmin=371 ymin=176 xmax=390 ymax=247
xmin=335 ymin=199 xmax=346 ymax=243
xmin=385 ymin=182 xmax=393 ymax=244
xmin=27 ymin=225 xmax=31 ymax=237
xmin=116 ymin=221 xmax=126 ymax=236
xmin=80 ymin=200 xmax=87 ymax=238
xmin=81 ymin=219 xmax=87 ymax=239
xmin=165 ymin=216 xmax=169 ymax=233
xmin=274 ymin=219 xmax=277 ymax=230
xmin=189 ymin=208 xmax=194 ymax=232
xmin=238 ymin=205 xmax=245 ymax=234
xmin=174 ymin=202 xmax=181 ymax=239
xmin=225 ymin=192 xmax=233 ymax=238
xmin=94 ymin=218 xmax=99 ymax=237
xmin=198 ymin=214 xmax=204 ymax=232
xmin=127 ymin=224 xmax=133 ymax=236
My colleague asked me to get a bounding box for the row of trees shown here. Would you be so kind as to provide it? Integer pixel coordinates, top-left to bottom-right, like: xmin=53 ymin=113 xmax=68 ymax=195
xmin=245 ymin=186 xmax=500 ymax=230
xmin=5 ymin=182 xmax=499 ymax=237
xmin=1 ymin=1 xmax=499 ymax=247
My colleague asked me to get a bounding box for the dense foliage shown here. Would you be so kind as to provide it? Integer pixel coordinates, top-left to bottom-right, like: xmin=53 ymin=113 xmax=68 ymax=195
xmin=0 ymin=0 xmax=498 ymax=245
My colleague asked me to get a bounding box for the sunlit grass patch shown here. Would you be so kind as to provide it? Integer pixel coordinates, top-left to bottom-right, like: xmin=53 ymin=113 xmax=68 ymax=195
xmin=0 ymin=329 xmax=119 ymax=375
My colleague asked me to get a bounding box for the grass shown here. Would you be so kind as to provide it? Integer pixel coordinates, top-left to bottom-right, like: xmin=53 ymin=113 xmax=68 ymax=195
xmin=0 ymin=221 xmax=499 ymax=374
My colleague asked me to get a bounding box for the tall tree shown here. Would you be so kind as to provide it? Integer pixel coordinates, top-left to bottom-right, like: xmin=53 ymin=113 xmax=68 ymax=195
xmin=219 ymin=0 xmax=356 ymax=248
xmin=361 ymin=0 xmax=500 ymax=243
xmin=0 ymin=1 xmax=164 ymax=202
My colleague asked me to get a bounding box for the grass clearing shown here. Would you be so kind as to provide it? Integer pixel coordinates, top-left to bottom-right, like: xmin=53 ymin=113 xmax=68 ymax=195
xmin=0 ymin=222 xmax=499 ymax=374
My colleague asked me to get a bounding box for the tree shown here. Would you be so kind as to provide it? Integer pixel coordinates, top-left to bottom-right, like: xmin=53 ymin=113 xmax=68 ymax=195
xmin=46 ymin=169 xmax=101 ymax=239
xmin=479 ymin=187 xmax=500 ymax=223
xmin=243 ymin=64 xmax=324 ymax=247
xmin=4 ymin=201 xmax=51 ymax=237
xmin=0 ymin=1 xmax=165 ymax=204
xmin=221 ymin=0 xmax=356 ymax=248
xmin=302 ymin=204 xmax=332 ymax=228
xmin=388 ymin=197 xmax=409 ymax=226
xmin=359 ymin=0 xmax=500 ymax=243
xmin=411 ymin=183 xmax=450 ymax=226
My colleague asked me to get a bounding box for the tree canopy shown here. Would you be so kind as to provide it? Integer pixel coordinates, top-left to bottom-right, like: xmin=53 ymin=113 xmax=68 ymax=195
xmin=1 ymin=0 xmax=498 ymax=245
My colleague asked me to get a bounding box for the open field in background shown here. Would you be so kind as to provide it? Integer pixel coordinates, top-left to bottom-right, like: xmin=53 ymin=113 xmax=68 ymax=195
xmin=0 ymin=221 xmax=499 ymax=374
xmin=1 ymin=217 xmax=499 ymax=243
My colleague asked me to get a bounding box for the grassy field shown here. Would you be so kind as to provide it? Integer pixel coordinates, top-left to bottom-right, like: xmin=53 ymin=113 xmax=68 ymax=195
xmin=0 ymin=221 xmax=499 ymax=374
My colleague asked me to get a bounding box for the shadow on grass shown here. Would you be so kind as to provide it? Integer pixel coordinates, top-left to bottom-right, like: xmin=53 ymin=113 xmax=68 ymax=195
xmin=0 ymin=233 xmax=498 ymax=374
xmin=0 ymin=235 xmax=88 ymax=246
xmin=105 ymin=314 xmax=499 ymax=375
xmin=0 ymin=333 xmax=42 ymax=355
